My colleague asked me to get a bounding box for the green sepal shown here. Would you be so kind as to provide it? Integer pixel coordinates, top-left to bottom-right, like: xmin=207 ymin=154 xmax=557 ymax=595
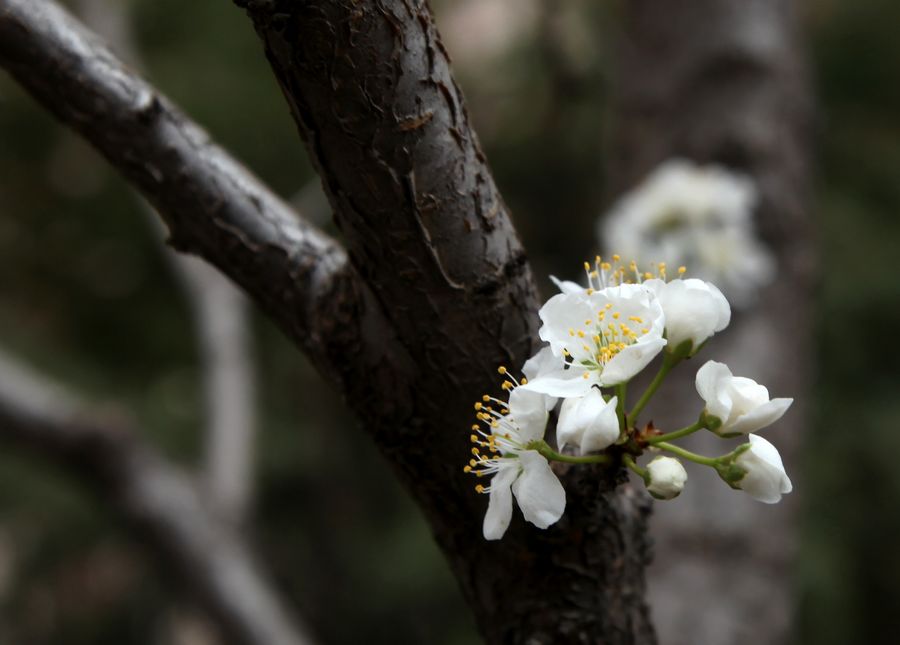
xmin=648 ymin=489 xmax=682 ymax=501
xmin=664 ymin=339 xmax=694 ymax=361
xmin=715 ymin=462 xmax=747 ymax=489
xmin=700 ymin=410 xmax=723 ymax=432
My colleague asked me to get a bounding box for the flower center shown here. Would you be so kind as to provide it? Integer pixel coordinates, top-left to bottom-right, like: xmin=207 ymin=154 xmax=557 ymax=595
xmin=583 ymin=254 xmax=686 ymax=292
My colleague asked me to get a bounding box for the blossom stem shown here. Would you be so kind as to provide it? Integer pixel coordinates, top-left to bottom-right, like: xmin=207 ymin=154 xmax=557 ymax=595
xmin=532 ymin=441 xmax=611 ymax=465
xmin=623 ymin=454 xmax=649 ymax=482
xmin=628 ymin=353 xmax=680 ymax=420
xmin=647 ymin=421 xmax=705 ymax=445
xmin=654 ymin=441 xmax=719 ymax=467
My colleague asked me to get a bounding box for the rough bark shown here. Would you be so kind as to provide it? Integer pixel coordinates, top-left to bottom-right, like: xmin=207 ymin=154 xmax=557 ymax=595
xmin=0 ymin=350 xmax=315 ymax=645
xmin=607 ymin=2 xmax=814 ymax=644
xmin=234 ymin=1 xmax=655 ymax=642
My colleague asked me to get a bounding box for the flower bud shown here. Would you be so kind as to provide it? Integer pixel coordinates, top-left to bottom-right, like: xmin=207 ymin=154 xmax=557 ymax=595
xmin=557 ymin=389 xmax=619 ymax=455
xmin=696 ymin=361 xmax=792 ymax=435
xmin=642 ymin=277 xmax=730 ymax=353
xmin=729 ymin=435 xmax=792 ymax=504
xmin=645 ymin=456 xmax=687 ymax=500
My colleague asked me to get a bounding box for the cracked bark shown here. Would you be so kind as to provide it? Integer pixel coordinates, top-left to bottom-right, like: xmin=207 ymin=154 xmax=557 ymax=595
xmin=607 ymin=2 xmax=814 ymax=644
xmin=235 ymin=1 xmax=655 ymax=642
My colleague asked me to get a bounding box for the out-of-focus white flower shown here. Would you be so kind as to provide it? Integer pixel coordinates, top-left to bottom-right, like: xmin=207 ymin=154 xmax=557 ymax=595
xmin=467 ymin=366 xmax=566 ymax=540
xmin=557 ymin=388 xmax=619 ymax=454
xmin=695 ymin=361 xmax=793 ymax=436
xmin=646 ymin=456 xmax=687 ymax=500
xmin=732 ymin=434 xmax=792 ymax=503
xmin=642 ymin=277 xmax=731 ymax=353
xmin=521 ymin=282 xmax=666 ymax=397
xmin=600 ymin=159 xmax=775 ymax=307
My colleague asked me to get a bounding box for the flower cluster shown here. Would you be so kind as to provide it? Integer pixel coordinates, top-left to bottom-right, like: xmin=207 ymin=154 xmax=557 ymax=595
xmin=467 ymin=256 xmax=793 ymax=540
xmin=600 ymin=159 xmax=775 ymax=307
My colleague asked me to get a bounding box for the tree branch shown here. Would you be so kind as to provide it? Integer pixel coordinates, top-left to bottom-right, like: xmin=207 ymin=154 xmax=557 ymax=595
xmin=0 ymin=0 xmax=395 ymax=393
xmin=0 ymin=349 xmax=316 ymax=645
xmin=235 ymin=2 xmax=655 ymax=642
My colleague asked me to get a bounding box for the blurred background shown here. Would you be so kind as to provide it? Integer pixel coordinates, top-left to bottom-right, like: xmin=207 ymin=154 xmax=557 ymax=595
xmin=0 ymin=0 xmax=898 ymax=643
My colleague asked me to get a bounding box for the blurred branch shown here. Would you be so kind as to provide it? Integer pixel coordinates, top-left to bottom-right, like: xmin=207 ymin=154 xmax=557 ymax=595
xmin=0 ymin=0 xmax=385 ymax=391
xmin=73 ymin=0 xmax=258 ymax=530
xmin=175 ymin=252 xmax=257 ymax=525
xmin=0 ymin=349 xmax=315 ymax=645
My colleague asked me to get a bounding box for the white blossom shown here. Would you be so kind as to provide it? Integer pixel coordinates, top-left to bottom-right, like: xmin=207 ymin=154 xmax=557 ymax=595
xmin=557 ymin=388 xmax=619 ymax=454
xmin=646 ymin=456 xmax=687 ymax=500
xmin=522 ymin=283 xmax=666 ymax=397
xmin=733 ymin=434 xmax=792 ymax=503
xmin=696 ymin=360 xmax=792 ymax=435
xmin=467 ymin=367 xmax=565 ymax=540
xmin=600 ymin=159 xmax=775 ymax=307
xmin=642 ymin=277 xmax=730 ymax=352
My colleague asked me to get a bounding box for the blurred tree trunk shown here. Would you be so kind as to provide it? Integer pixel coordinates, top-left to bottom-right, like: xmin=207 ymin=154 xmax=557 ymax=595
xmin=607 ymin=1 xmax=814 ymax=644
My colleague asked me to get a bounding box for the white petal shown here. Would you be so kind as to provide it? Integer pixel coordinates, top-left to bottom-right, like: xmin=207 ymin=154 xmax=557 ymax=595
xmin=600 ymin=337 xmax=667 ymax=386
xmin=728 ymin=377 xmax=771 ymax=410
xmin=707 ymin=281 xmax=732 ymax=332
xmin=556 ymin=396 xmax=583 ymax=453
xmin=522 ymin=346 xmax=564 ymax=382
xmin=556 ymin=390 xmax=618 ymax=454
xmin=648 ymin=278 xmax=731 ymax=348
xmin=537 ymin=293 xmax=595 ymax=362
xmin=550 ymin=276 xmax=585 ymax=295
xmin=507 ymin=388 xmax=550 ymax=442
xmin=579 ymin=395 xmax=621 ymax=454
xmin=511 ymin=451 xmax=566 ymax=529
xmin=520 ymin=369 xmax=597 ymax=398
xmin=729 ymin=397 xmax=793 ymax=435
xmin=482 ymin=464 xmax=519 ymax=540
xmin=736 ymin=435 xmax=792 ymax=504
xmin=695 ymin=360 xmax=733 ymax=421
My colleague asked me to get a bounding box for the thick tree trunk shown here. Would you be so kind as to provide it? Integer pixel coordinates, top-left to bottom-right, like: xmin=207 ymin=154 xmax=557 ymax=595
xmin=234 ymin=1 xmax=655 ymax=642
xmin=607 ymin=2 xmax=814 ymax=644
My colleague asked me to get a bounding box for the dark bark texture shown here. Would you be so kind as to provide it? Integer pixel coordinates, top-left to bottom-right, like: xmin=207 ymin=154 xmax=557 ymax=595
xmin=236 ymin=1 xmax=656 ymax=642
xmin=607 ymin=2 xmax=814 ymax=644
xmin=1 ymin=0 xmax=659 ymax=643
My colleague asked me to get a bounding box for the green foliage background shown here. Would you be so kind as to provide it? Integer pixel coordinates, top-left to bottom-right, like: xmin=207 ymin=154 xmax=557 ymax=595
xmin=0 ymin=0 xmax=897 ymax=642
